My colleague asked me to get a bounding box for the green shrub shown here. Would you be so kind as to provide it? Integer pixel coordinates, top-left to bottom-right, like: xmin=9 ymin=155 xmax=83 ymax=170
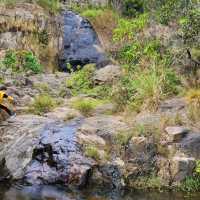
xmin=181 ymin=176 xmax=200 ymax=192
xmin=181 ymin=160 xmax=200 ymax=192
xmin=66 ymin=64 xmax=95 ymax=95
xmin=71 ymin=98 xmax=104 ymax=116
xmin=23 ymin=51 xmax=42 ymax=73
xmin=3 ymin=50 xmax=17 ymax=71
xmin=3 ymin=50 xmax=42 ymax=74
xmin=29 ymin=94 xmax=57 ymax=115
xmin=156 ymin=0 xmax=194 ymax=25
xmin=85 ymin=146 xmax=100 ymax=160
xmin=113 ymin=13 xmax=148 ymax=43
xmin=81 ymin=8 xmax=104 ymax=19
xmin=179 ymin=8 xmax=200 ymax=48
xmin=122 ymin=0 xmax=144 ymax=17
xmin=112 ymin=64 xmax=180 ymax=111
xmin=118 ymin=42 xmax=141 ymax=65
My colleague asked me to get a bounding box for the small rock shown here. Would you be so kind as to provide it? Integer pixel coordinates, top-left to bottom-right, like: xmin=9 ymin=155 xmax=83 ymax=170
xmin=93 ymin=65 xmax=122 ymax=85
xmin=165 ymin=126 xmax=189 ymax=142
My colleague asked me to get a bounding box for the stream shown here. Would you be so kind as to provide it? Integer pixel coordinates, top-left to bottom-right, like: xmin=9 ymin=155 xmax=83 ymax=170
xmin=0 ymin=183 xmax=200 ymax=200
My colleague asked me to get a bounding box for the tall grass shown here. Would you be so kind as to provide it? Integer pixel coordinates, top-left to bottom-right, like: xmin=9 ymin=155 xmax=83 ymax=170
xmin=36 ymin=0 xmax=61 ymax=14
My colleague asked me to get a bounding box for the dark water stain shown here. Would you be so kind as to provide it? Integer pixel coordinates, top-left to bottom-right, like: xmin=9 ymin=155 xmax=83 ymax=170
xmin=24 ymin=119 xmax=93 ymax=186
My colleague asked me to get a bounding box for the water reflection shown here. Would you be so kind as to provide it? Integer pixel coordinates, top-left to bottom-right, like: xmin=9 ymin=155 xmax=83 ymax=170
xmin=0 ymin=184 xmax=199 ymax=200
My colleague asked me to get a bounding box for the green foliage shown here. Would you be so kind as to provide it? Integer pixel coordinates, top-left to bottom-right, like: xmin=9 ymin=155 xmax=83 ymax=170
xmin=181 ymin=160 xmax=200 ymax=192
xmin=122 ymin=0 xmax=144 ymax=17
xmin=112 ymin=9 xmax=181 ymax=112
xmin=114 ymin=131 xmax=132 ymax=146
xmin=179 ymin=8 xmax=200 ymax=47
xmin=37 ymin=0 xmax=61 ymax=14
xmin=66 ymin=64 xmax=95 ymax=95
xmin=181 ymin=176 xmax=200 ymax=192
xmin=23 ymin=51 xmax=42 ymax=73
xmin=29 ymin=94 xmax=57 ymax=115
xmin=0 ymin=0 xmax=16 ymax=6
xmin=66 ymin=64 xmax=112 ymax=99
xmin=195 ymin=160 xmax=200 ymax=174
xmin=118 ymin=42 xmax=141 ymax=65
xmin=71 ymin=98 xmax=104 ymax=116
xmin=114 ymin=65 xmax=179 ymax=111
xmin=3 ymin=50 xmax=17 ymax=70
xmin=85 ymin=145 xmax=100 ymax=160
xmin=113 ymin=13 xmax=148 ymax=43
xmin=3 ymin=50 xmax=42 ymax=74
xmin=81 ymin=8 xmax=104 ymax=19
xmin=156 ymin=0 xmax=187 ymax=24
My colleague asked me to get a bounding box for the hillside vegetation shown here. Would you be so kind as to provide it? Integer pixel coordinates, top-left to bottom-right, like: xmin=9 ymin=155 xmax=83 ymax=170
xmin=69 ymin=0 xmax=200 ymax=113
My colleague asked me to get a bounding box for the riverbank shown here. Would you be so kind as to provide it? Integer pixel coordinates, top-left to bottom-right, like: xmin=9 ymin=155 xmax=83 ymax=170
xmin=0 ymin=0 xmax=200 ymax=195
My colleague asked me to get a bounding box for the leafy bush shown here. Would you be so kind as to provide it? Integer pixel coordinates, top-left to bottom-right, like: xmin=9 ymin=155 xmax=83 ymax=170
xmin=3 ymin=50 xmax=42 ymax=74
xmin=112 ymin=64 xmax=180 ymax=111
xmin=29 ymin=94 xmax=57 ymax=115
xmin=181 ymin=176 xmax=200 ymax=192
xmin=3 ymin=50 xmax=17 ymax=71
xmin=179 ymin=8 xmax=200 ymax=48
xmin=122 ymin=0 xmax=144 ymax=17
xmin=66 ymin=64 xmax=95 ymax=94
xmin=23 ymin=51 xmax=42 ymax=73
xmin=113 ymin=13 xmax=148 ymax=43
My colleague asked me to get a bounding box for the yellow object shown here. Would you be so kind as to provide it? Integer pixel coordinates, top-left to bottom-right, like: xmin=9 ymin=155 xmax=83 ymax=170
xmin=0 ymin=91 xmax=14 ymax=116
xmin=0 ymin=91 xmax=13 ymax=104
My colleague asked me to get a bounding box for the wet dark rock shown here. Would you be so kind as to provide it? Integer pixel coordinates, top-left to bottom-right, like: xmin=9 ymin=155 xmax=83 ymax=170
xmin=178 ymin=133 xmax=200 ymax=159
xmin=125 ymin=137 xmax=157 ymax=179
xmin=58 ymin=11 xmax=109 ymax=71
xmin=24 ymin=120 xmax=95 ymax=187
xmin=89 ymin=159 xmax=125 ymax=189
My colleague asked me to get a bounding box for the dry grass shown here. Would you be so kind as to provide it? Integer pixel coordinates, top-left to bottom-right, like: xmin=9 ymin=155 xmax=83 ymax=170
xmin=84 ymin=9 xmax=118 ymax=52
xmin=186 ymin=89 xmax=200 ymax=123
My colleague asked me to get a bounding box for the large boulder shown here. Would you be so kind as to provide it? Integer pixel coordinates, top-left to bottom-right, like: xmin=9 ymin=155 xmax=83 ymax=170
xmin=58 ymin=11 xmax=109 ymax=71
xmin=0 ymin=115 xmax=95 ymax=187
xmin=93 ymin=65 xmax=122 ymax=85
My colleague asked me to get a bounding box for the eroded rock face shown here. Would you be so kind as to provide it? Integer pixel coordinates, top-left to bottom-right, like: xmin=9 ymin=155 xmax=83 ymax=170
xmin=0 ymin=115 xmax=95 ymax=187
xmin=25 ymin=120 xmax=94 ymax=187
xmin=125 ymin=136 xmax=157 ymax=182
xmin=0 ymin=115 xmax=52 ymax=180
xmin=58 ymin=11 xmax=109 ymax=71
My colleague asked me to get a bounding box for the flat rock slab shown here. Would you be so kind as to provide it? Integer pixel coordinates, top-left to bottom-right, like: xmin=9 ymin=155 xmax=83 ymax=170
xmin=165 ymin=126 xmax=189 ymax=142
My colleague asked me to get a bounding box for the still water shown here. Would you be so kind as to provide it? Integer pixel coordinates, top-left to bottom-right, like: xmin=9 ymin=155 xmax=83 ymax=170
xmin=0 ymin=184 xmax=200 ymax=200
